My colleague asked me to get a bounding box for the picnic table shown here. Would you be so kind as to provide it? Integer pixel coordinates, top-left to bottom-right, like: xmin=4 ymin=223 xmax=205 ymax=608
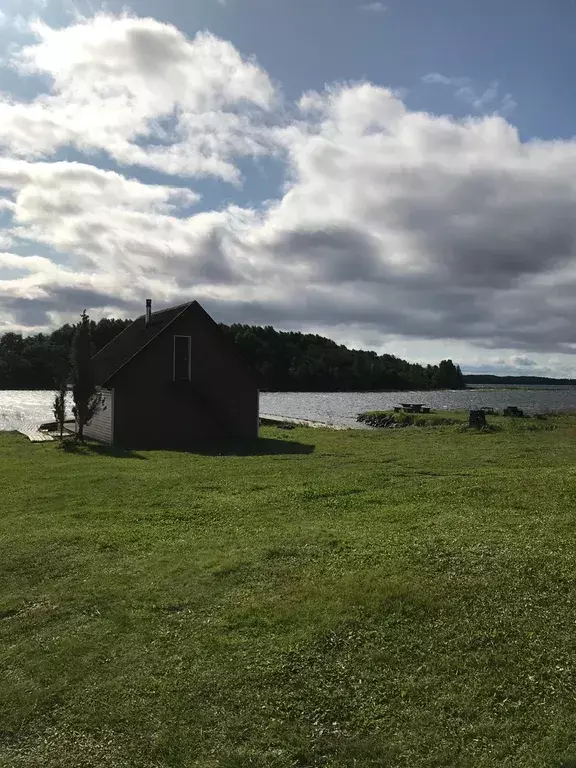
xmin=397 ymin=404 xmax=430 ymax=414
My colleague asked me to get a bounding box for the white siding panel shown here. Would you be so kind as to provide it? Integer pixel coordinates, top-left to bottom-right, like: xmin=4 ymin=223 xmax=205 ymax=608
xmin=84 ymin=389 xmax=114 ymax=443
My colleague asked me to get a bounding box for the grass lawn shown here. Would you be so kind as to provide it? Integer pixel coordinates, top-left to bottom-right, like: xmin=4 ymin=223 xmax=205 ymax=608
xmin=2 ymin=419 xmax=576 ymax=767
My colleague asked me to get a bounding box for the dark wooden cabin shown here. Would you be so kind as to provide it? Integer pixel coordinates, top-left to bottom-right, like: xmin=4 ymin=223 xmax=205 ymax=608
xmin=85 ymin=300 xmax=259 ymax=448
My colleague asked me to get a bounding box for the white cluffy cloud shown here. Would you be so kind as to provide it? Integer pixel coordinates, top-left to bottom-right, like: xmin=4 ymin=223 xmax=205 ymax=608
xmin=1 ymin=13 xmax=576 ymax=374
xmin=1 ymin=13 xmax=276 ymax=183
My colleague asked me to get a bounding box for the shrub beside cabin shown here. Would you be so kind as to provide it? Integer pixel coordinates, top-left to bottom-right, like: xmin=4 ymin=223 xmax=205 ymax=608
xmin=85 ymin=300 xmax=259 ymax=449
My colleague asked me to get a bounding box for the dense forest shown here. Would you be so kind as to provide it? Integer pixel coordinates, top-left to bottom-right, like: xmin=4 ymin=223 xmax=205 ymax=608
xmin=0 ymin=317 xmax=467 ymax=391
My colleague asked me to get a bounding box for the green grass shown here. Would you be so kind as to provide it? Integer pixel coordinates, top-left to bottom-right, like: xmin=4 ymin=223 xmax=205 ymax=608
xmin=357 ymin=409 xmax=559 ymax=429
xmin=358 ymin=409 xmax=465 ymax=427
xmin=2 ymin=419 xmax=576 ymax=767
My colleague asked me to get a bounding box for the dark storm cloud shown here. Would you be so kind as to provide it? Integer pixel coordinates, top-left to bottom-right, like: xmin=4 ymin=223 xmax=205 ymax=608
xmin=275 ymin=227 xmax=384 ymax=282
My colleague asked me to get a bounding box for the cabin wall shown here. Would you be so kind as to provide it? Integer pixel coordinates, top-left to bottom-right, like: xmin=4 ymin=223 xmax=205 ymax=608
xmin=111 ymin=308 xmax=258 ymax=448
xmin=181 ymin=309 xmax=259 ymax=439
xmin=84 ymin=388 xmax=114 ymax=444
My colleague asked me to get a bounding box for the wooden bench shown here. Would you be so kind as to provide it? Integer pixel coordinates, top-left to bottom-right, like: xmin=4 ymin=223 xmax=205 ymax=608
xmin=503 ymin=406 xmax=524 ymax=418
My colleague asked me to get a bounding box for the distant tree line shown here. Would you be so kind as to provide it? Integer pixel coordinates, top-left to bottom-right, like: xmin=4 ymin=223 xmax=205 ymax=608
xmin=0 ymin=318 xmax=131 ymax=390
xmin=0 ymin=318 xmax=467 ymax=392
xmin=466 ymin=375 xmax=576 ymax=386
xmin=222 ymin=324 xmax=466 ymax=391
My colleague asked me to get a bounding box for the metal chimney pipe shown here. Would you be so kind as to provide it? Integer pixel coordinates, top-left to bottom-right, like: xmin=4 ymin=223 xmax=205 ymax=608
xmin=145 ymin=299 xmax=152 ymax=327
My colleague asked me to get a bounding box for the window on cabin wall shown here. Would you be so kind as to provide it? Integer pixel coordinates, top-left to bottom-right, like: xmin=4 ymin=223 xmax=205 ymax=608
xmin=174 ymin=335 xmax=191 ymax=381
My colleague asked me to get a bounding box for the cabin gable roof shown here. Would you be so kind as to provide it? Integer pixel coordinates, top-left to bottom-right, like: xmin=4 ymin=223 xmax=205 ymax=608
xmin=91 ymin=302 xmax=192 ymax=385
xmin=91 ymin=301 xmax=258 ymax=387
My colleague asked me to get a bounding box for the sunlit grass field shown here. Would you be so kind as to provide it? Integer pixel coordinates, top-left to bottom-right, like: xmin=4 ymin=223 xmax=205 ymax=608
xmin=2 ymin=418 xmax=576 ymax=767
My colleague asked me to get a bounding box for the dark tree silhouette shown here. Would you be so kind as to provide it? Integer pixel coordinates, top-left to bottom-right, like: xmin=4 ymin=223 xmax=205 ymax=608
xmin=53 ymin=382 xmax=67 ymax=440
xmin=70 ymin=311 xmax=104 ymax=442
xmin=431 ymin=359 xmax=466 ymax=389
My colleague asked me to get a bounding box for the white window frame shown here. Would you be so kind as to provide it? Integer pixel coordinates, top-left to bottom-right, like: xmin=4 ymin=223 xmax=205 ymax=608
xmin=173 ymin=335 xmax=192 ymax=382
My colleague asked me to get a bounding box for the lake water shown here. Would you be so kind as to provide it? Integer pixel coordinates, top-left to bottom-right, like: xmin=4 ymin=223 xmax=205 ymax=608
xmin=0 ymin=390 xmax=73 ymax=431
xmin=261 ymin=387 xmax=576 ymax=427
xmin=2 ymin=387 xmax=576 ymax=431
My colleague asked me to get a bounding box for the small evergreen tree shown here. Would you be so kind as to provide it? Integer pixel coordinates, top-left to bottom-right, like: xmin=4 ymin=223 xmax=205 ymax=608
xmin=53 ymin=382 xmax=67 ymax=440
xmin=70 ymin=310 xmax=103 ymax=442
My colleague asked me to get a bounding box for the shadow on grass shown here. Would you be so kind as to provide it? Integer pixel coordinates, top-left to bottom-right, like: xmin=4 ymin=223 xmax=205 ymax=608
xmin=123 ymin=437 xmax=316 ymax=456
xmin=59 ymin=440 xmax=147 ymax=460
xmin=60 ymin=437 xmax=314 ymax=458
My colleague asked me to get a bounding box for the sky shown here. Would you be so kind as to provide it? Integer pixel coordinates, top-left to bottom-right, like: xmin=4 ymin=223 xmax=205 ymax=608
xmin=0 ymin=0 xmax=575 ymax=376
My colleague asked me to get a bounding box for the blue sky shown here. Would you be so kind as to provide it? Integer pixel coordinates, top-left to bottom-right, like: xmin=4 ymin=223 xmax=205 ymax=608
xmin=95 ymin=0 xmax=573 ymax=139
xmin=0 ymin=0 xmax=575 ymax=376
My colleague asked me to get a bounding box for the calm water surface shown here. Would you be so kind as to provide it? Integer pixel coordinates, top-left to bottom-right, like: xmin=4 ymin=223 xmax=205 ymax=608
xmin=2 ymin=387 xmax=576 ymax=431
xmin=261 ymin=387 xmax=576 ymax=427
